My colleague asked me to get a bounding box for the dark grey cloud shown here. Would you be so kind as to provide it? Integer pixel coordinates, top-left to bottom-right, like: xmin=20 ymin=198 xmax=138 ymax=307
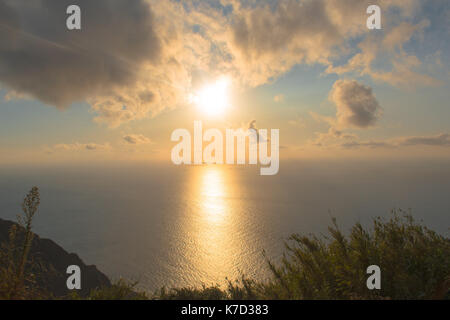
xmin=0 ymin=0 xmax=160 ymax=123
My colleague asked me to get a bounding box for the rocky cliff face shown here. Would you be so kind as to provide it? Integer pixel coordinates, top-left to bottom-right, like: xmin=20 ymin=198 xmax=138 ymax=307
xmin=0 ymin=218 xmax=111 ymax=297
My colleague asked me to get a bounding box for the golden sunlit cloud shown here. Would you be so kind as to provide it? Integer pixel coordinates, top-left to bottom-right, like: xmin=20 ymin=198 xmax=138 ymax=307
xmin=191 ymin=77 xmax=231 ymax=116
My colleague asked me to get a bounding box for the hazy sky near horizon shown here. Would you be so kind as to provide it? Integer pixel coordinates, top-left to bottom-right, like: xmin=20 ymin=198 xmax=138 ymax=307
xmin=0 ymin=0 xmax=449 ymax=164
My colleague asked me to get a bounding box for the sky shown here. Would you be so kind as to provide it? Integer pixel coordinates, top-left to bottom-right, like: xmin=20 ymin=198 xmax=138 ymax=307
xmin=0 ymin=0 xmax=449 ymax=165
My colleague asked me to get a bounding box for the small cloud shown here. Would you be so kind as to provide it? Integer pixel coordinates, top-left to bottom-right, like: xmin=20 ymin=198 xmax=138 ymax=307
xmin=398 ymin=133 xmax=450 ymax=147
xmin=317 ymin=133 xmax=450 ymax=149
xmin=85 ymin=143 xmax=110 ymax=150
xmin=341 ymin=141 xmax=392 ymax=149
xmin=50 ymin=142 xmax=111 ymax=152
xmin=123 ymin=134 xmax=152 ymax=145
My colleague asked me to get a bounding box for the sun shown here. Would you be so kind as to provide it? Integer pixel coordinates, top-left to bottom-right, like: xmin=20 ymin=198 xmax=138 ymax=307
xmin=192 ymin=78 xmax=230 ymax=116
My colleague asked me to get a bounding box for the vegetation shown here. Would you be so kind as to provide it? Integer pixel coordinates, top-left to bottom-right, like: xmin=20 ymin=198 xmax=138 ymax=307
xmin=69 ymin=279 xmax=148 ymax=300
xmin=1 ymin=188 xmax=449 ymax=300
xmin=0 ymin=187 xmax=43 ymax=299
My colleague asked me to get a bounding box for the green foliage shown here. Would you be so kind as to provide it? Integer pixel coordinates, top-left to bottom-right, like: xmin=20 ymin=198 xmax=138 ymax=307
xmin=155 ymin=277 xmax=262 ymax=300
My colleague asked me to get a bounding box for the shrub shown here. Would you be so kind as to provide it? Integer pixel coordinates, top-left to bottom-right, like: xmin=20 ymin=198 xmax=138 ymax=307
xmin=69 ymin=279 xmax=148 ymax=300
xmin=263 ymin=210 xmax=450 ymax=299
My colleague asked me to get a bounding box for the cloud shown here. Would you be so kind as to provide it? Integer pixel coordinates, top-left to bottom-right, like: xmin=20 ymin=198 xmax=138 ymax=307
xmin=123 ymin=134 xmax=152 ymax=145
xmin=223 ymin=0 xmax=426 ymax=86
xmin=148 ymin=0 xmax=427 ymax=90
xmin=341 ymin=134 xmax=450 ymax=149
xmin=50 ymin=142 xmax=111 ymax=152
xmin=341 ymin=140 xmax=392 ymax=149
xmin=314 ymin=132 xmax=450 ymax=149
xmin=226 ymin=0 xmax=341 ymax=86
xmin=310 ymin=79 xmax=381 ymax=147
xmin=398 ymin=133 xmax=450 ymax=146
xmin=0 ymin=0 xmax=442 ymax=128
xmin=326 ymin=19 xmax=441 ymax=88
xmin=329 ymin=79 xmax=381 ymax=128
xmin=0 ymin=0 xmax=191 ymax=127
xmin=311 ymin=127 xmax=357 ymax=146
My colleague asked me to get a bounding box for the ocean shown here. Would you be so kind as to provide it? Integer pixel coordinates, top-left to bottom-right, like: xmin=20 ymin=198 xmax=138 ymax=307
xmin=0 ymin=159 xmax=449 ymax=291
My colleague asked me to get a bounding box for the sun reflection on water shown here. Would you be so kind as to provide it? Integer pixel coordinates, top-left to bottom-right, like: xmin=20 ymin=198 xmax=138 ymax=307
xmin=181 ymin=166 xmax=244 ymax=286
xmin=200 ymin=168 xmax=227 ymax=225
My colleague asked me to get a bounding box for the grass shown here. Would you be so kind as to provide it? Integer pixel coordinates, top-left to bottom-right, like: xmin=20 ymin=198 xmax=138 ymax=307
xmin=1 ymin=188 xmax=449 ymax=300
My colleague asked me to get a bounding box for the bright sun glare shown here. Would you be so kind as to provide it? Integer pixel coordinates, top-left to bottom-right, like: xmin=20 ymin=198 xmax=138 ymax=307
xmin=193 ymin=78 xmax=230 ymax=116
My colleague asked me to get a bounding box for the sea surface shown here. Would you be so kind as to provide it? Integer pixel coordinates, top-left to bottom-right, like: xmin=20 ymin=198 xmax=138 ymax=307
xmin=0 ymin=159 xmax=449 ymax=291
